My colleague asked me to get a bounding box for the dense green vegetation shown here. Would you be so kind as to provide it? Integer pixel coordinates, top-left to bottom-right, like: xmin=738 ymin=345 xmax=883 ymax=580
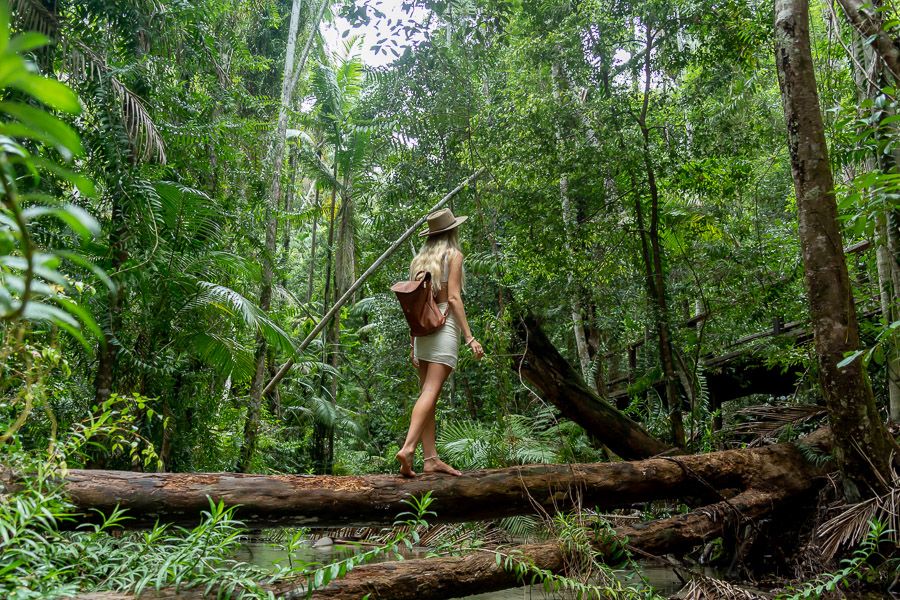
xmin=2 ymin=0 xmax=899 ymax=597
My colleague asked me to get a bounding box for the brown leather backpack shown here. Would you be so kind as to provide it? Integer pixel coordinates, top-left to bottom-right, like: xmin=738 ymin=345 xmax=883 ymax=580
xmin=391 ymin=271 xmax=448 ymax=336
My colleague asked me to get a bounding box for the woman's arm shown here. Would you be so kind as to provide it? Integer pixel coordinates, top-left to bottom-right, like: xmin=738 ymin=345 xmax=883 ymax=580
xmin=446 ymin=250 xmax=484 ymax=359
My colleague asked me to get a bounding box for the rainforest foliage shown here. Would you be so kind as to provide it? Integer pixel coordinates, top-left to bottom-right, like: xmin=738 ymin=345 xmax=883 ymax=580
xmin=1 ymin=0 xmax=900 ymax=597
xmin=0 ymin=0 xmax=819 ymax=474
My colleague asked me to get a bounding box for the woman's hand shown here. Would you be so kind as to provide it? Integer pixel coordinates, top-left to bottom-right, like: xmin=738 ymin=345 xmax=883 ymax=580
xmin=410 ymin=346 xmax=419 ymax=368
xmin=467 ymin=338 xmax=484 ymax=360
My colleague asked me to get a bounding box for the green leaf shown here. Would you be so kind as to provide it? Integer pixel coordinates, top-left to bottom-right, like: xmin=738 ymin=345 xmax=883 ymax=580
xmin=54 ymin=296 xmax=103 ymax=342
xmin=32 ymin=157 xmax=96 ymax=196
xmin=20 ymin=301 xmax=87 ymax=348
xmin=0 ymin=101 xmax=84 ymax=158
xmin=0 ymin=4 xmax=9 ymax=54
xmin=23 ymin=204 xmax=100 ymax=240
xmin=56 ymin=250 xmax=114 ymax=291
xmin=7 ymin=33 xmax=50 ymax=55
xmin=10 ymin=74 xmax=81 ymax=114
xmin=878 ymin=114 xmax=900 ymax=127
xmin=837 ymin=350 xmax=864 ymax=369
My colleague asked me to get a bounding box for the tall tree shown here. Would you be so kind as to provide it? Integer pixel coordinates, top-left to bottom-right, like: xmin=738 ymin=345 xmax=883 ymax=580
xmin=551 ymin=62 xmax=593 ymax=384
xmin=774 ymin=0 xmax=898 ymax=500
xmin=844 ymin=5 xmax=900 ymax=423
xmin=239 ymin=0 xmax=305 ymax=473
xmin=632 ymin=25 xmax=686 ymax=448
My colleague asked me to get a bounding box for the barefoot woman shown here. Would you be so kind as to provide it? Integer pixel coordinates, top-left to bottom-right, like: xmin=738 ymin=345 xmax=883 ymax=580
xmin=395 ymin=209 xmax=485 ymax=477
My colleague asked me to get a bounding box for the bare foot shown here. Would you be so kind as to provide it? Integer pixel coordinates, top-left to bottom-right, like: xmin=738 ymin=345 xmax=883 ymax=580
xmin=395 ymin=449 xmax=416 ymax=478
xmin=423 ymin=458 xmax=462 ymax=476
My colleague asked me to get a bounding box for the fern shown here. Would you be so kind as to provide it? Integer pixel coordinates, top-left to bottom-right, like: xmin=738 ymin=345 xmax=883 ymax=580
xmin=795 ymin=441 xmax=831 ymax=468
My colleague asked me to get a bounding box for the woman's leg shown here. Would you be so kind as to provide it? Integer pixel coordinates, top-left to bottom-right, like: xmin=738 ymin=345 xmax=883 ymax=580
xmin=417 ymin=359 xmax=429 ymax=389
xmin=396 ymin=361 xmax=452 ymax=477
xmin=418 ymin=366 xmax=461 ymax=476
xmin=421 ymin=400 xmax=461 ymax=476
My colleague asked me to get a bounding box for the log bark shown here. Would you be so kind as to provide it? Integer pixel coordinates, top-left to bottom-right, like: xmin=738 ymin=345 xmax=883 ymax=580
xmin=515 ymin=313 xmax=672 ymax=459
xmin=775 ymin=0 xmax=899 ymax=500
xmin=73 ymin=488 xmax=804 ymax=600
xmin=5 ymin=430 xmax=829 ymax=530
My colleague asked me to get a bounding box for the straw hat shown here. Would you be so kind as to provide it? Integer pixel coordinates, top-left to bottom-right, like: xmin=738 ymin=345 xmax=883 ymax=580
xmin=419 ymin=208 xmax=468 ymax=237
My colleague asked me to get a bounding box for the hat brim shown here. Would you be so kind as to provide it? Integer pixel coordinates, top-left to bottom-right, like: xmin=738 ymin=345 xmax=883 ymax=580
xmin=418 ymin=215 xmax=468 ymax=237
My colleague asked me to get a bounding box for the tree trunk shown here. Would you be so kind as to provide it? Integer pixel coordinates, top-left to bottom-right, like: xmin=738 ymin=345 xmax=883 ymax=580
xmin=634 ymin=28 xmax=685 ymax=447
xmin=551 ymin=63 xmax=593 ymax=384
xmin=514 ymin=313 xmax=672 ymax=459
xmin=94 ymin=187 xmax=127 ymax=406
xmin=306 ymin=186 xmax=320 ymax=304
xmin=335 ymin=181 xmax=356 ymax=301
xmin=2 ymin=429 xmax=829 ymax=531
xmin=845 ymin=2 xmax=900 ymax=424
xmin=836 ymin=0 xmax=900 ymax=80
xmin=238 ymin=0 xmax=304 ymax=473
xmin=93 ymin=288 xmax=119 ymax=406
xmin=322 ymin=176 xmax=356 ymax=474
xmin=876 ymin=213 xmax=900 ymax=422
xmin=887 ymin=214 xmax=900 ymax=417
xmin=280 ymin=149 xmax=298 ymax=289
xmin=774 ymin=0 xmax=898 ymax=499
xmin=312 ymin=175 xmax=339 ymax=474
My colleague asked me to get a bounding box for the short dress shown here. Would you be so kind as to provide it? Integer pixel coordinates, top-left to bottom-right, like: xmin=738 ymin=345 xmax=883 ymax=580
xmin=413 ymin=253 xmax=461 ymax=369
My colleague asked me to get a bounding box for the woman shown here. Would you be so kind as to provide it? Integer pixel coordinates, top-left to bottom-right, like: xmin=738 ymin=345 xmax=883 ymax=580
xmin=395 ymin=208 xmax=485 ymax=477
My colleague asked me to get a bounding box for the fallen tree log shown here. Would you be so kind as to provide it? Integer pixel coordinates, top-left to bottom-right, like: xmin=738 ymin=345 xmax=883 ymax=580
xmin=3 ymin=430 xmax=830 ymax=529
xmin=74 ymin=488 xmax=802 ymax=600
xmin=299 ymin=488 xmax=790 ymax=600
xmin=514 ymin=313 xmax=672 ymax=459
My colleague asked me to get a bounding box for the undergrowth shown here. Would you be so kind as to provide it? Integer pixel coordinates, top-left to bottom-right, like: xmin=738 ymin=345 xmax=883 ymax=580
xmin=0 ymin=402 xmax=437 ymax=598
xmin=492 ymin=511 xmax=664 ymax=599
xmin=777 ymin=519 xmax=899 ymax=599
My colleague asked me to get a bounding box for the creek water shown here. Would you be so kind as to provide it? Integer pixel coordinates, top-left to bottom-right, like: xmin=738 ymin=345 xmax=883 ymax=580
xmin=235 ymin=540 xmax=688 ymax=598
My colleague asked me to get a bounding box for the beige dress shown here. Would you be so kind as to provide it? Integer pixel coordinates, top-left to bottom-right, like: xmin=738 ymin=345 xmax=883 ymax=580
xmin=413 ymin=253 xmax=461 ymax=369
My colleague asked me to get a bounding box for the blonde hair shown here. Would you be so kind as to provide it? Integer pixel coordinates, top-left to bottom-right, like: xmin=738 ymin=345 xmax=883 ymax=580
xmin=410 ymin=228 xmax=464 ymax=293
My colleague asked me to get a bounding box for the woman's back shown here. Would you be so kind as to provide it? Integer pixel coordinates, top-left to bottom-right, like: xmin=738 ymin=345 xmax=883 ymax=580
xmin=432 ymin=249 xmax=454 ymax=303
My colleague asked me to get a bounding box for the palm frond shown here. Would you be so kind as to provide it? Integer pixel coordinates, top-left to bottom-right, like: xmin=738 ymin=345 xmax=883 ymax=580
xmin=12 ymin=0 xmax=167 ymax=163
xmin=10 ymin=0 xmax=55 ymax=36
xmin=311 ymin=60 xmax=343 ymax=131
xmin=111 ymin=76 xmax=166 ymax=163
xmin=437 ymin=419 xmax=495 ymax=470
xmin=287 ymin=393 xmax=363 ymax=440
xmin=190 ymin=282 xmax=297 ymax=355
xmin=675 ymin=575 xmax=769 ymax=599
xmin=462 ymin=250 xmax=502 ymax=278
xmin=815 ymin=482 xmax=900 ymax=562
xmin=295 ymin=142 xmax=342 ymax=191
xmin=497 ymin=515 xmax=546 ymax=540
xmin=727 ymin=404 xmax=826 ymax=446
xmin=187 ymin=331 xmax=256 ymax=383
